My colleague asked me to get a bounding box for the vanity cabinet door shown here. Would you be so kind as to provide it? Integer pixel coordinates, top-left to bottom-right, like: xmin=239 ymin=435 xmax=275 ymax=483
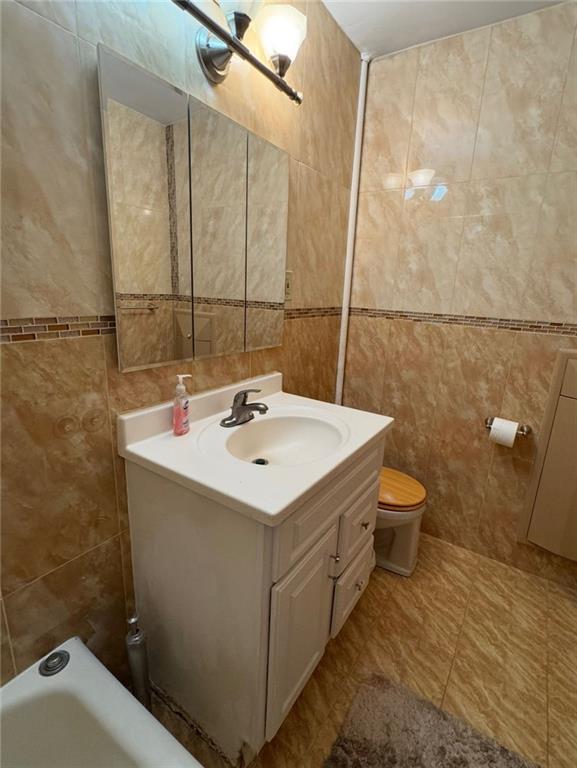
xmin=266 ymin=524 xmax=338 ymax=741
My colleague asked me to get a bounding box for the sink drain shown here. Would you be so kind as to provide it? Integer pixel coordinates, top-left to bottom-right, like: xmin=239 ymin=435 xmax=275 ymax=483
xmin=252 ymin=458 xmax=269 ymax=465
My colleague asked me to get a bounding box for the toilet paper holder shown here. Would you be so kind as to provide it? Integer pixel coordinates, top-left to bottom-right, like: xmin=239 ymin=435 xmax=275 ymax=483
xmin=484 ymin=417 xmax=532 ymax=437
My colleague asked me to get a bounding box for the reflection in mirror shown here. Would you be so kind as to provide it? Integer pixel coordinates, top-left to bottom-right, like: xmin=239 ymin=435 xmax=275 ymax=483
xmin=189 ymin=101 xmax=248 ymax=358
xmin=246 ymin=135 xmax=289 ymax=351
xmin=98 ymin=46 xmax=192 ymax=371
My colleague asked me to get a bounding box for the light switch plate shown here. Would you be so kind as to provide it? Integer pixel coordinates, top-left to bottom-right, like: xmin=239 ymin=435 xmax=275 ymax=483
xmin=285 ymin=270 xmax=293 ymax=301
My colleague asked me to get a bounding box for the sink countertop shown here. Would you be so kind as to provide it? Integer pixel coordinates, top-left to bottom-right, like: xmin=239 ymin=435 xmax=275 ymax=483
xmin=118 ymin=373 xmax=393 ymax=526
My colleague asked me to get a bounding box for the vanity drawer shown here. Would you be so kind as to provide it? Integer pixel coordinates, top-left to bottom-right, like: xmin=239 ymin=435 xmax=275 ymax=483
xmin=336 ymin=480 xmax=378 ymax=574
xmin=272 ymin=446 xmax=381 ymax=582
xmin=331 ymin=537 xmax=375 ymax=638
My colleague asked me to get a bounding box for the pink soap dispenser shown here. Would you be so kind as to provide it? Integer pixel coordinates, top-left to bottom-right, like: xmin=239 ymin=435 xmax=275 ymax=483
xmin=173 ymin=374 xmax=192 ymax=436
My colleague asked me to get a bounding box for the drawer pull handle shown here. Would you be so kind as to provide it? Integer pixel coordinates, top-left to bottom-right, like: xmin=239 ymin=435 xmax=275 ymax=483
xmin=361 ymin=522 xmax=370 ymax=531
xmin=330 ymin=554 xmax=340 ymax=563
xmin=355 ymin=580 xmax=365 ymax=591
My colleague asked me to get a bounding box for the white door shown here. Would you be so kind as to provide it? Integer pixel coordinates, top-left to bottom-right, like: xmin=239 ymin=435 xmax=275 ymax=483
xmin=265 ymin=524 xmax=338 ymax=740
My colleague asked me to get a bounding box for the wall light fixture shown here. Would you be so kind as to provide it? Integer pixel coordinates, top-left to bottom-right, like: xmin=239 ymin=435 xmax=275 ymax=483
xmin=171 ymin=0 xmax=305 ymax=104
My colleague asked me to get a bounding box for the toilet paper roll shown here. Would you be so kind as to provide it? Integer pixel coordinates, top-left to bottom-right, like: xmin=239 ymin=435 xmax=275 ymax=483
xmin=489 ymin=417 xmax=519 ymax=448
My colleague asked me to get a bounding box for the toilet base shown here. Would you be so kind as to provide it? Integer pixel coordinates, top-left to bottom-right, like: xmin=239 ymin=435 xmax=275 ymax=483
xmin=375 ymin=552 xmax=417 ymax=577
xmin=374 ymin=508 xmax=424 ymax=577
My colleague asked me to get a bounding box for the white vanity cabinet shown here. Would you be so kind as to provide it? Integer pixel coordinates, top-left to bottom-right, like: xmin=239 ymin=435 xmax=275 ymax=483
xmin=119 ymin=374 xmax=392 ymax=766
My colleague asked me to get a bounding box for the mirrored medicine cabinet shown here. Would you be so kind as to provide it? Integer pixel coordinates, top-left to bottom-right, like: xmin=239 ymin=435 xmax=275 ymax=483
xmin=98 ymin=46 xmax=289 ymax=372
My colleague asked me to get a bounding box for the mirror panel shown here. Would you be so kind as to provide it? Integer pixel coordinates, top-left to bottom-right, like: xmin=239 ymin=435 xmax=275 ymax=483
xmin=189 ymin=102 xmax=247 ymax=358
xmin=99 ymin=47 xmax=192 ymax=371
xmin=99 ymin=48 xmax=289 ymax=371
xmin=246 ymin=134 xmax=289 ymax=351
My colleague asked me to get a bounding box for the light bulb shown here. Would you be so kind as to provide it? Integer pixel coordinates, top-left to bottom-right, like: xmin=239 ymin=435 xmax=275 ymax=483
xmin=407 ymin=168 xmax=436 ymax=187
xmin=254 ymin=5 xmax=307 ymax=76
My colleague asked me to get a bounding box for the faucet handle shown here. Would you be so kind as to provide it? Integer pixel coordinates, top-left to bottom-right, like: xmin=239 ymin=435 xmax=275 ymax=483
xmin=233 ymin=388 xmax=262 ymax=406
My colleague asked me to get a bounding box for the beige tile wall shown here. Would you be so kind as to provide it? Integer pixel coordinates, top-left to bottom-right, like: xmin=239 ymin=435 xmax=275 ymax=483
xmin=353 ymin=2 xmax=577 ymax=323
xmin=0 ymin=0 xmax=360 ymax=683
xmin=346 ymin=2 xmax=577 ymax=587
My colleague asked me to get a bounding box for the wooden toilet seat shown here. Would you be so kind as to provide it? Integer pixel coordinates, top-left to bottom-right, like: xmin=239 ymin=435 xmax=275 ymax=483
xmin=378 ymin=467 xmax=427 ymax=511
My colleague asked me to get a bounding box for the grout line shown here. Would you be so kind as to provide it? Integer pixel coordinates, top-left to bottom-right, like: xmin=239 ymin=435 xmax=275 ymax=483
xmin=439 ymin=553 xmax=479 ymax=710
xmin=1 ymin=599 xmax=18 ymax=679
xmin=467 ymin=24 xmax=492 ymax=182
xmin=99 ymin=335 xmax=128 ymax=545
xmin=545 ymin=25 xmax=575 ymax=174
xmin=2 ymin=532 xmax=122 ymax=602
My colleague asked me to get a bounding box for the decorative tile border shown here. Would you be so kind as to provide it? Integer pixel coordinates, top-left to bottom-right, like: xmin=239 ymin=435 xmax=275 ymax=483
xmin=285 ymin=306 xmax=342 ymax=319
xmin=1 ymin=315 xmax=116 ymax=343
xmin=117 ymin=293 xmax=285 ymax=310
xmin=350 ymin=307 xmax=577 ymax=335
xmin=6 ymin=306 xmax=573 ymax=344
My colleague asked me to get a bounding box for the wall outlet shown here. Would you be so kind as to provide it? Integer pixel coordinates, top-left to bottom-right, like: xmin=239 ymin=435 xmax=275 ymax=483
xmin=285 ymin=270 xmax=293 ymax=301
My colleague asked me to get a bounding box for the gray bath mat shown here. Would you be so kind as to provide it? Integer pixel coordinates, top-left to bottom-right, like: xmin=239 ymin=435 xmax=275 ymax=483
xmin=324 ymin=677 xmax=539 ymax=768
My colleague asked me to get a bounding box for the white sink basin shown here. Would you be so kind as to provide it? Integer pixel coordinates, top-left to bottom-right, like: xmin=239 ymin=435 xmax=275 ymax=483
xmin=117 ymin=373 xmax=393 ymax=524
xmin=225 ymin=415 xmax=346 ymax=466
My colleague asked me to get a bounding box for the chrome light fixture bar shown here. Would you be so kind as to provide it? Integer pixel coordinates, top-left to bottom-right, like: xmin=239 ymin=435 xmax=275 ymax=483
xmin=170 ymin=0 xmax=303 ymax=104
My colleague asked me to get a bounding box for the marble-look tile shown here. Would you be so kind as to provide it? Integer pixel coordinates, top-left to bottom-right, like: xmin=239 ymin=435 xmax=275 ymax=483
xmin=408 ymin=29 xmax=490 ymax=182
xmin=501 ymin=331 xmax=577 ymax=453
xmin=1 ymin=0 xmax=113 ymax=318
xmin=472 ymin=3 xmax=577 ymax=179
xmin=380 ymin=534 xmax=477 ymax=648
xmin=112 ymin=204 xmax=172 ymax=294
xmin=4 ymin=536 xmax=127 ymax=679
xmin=1 ymin=338 xmax=118 ymax=596
xmin=360 ymin=49 xmax=419 ymax=192
xmin=452 ymin=175 xmax=547 ymax=318
xmin=282 ymin=317 xmax=339 ymax=403
xmin=551 ymin=31 xmax=577 ymax=173
xmin=298 ymin=0 xmax=360 ymax=189
xmin=116 ymin=298 xmax=175 ymax=370
xmin=249 ymin=345 xmax=284 ymax=379
xmin=193 ymin=204 xmax=246 ymax=301
xmin=351 ymin=190 xmax=403 ymax=310
xmin=443 ymin=558 xmax=549 ymax=765
xmin=15 ymin=0 xmax=76 ymax=32
xmin=191 ymin=351 xmax=251 ymax=395
xmin=247 ymin=204 xmax=288 ymax=304
xmin=477 ymin=450 xmax=537 ymax=572
xmin=424 ymin=325 xmax=516 ymax=549
xmin=103 ymin=334 xmax=193 ymax=414
xmin=76 ymin=0 xmax=190 ymax=93
xmin=195 ymin=304 xmax=245 ymax=358
xmin=548 ymin=583 xmax=577 ymax=767
xmin=246 ymin=309 xmax=284 ymax=352
xmin=106 ymin=99 xmax=170 ymax=211
xmin=246 ymin=135 xmax=289 ymax=305
xmin=1 ymin=601 xmax=16 ymax=685
xmin=380 ymin=320 xmax=445 ymax=481
xmin=354 ymin=631 xmax=454 ymax=709
xmin=288 ymin=163 xmax=349 ymax=309
xmin=392 ymin=183 xmax=466 ymax=314
xmin=522 ymin=171 xmax=577 ymax=323
xmin=342 ymin=316 xmax=390 ymax=414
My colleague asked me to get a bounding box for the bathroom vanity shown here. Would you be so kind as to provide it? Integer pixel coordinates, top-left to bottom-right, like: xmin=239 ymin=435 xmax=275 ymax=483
xmin=118 ymin=374 xmax=392 ymax=765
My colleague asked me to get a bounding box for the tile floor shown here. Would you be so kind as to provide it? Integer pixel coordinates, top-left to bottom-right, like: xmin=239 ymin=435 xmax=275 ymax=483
xmin=156 ymin=534 xmax=577 ymax=768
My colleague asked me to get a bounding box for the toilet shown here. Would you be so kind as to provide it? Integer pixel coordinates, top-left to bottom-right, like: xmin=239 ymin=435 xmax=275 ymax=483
xmin=374 ymin=467 xmax=427 ymax=577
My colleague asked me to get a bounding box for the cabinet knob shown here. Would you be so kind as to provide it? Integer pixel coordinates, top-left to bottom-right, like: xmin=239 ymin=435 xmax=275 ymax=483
xmin=355 ymin=580 xmax=365 ymax=591
xmin=330 ymin=554 xmax=341 ymax=563
xmin=361 ymin=521 xmax=370 ymax=531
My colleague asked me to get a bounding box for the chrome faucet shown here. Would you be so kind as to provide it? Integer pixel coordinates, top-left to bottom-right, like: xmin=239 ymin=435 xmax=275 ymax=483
xmin=220 ymin=389 xmax=269 ymax=428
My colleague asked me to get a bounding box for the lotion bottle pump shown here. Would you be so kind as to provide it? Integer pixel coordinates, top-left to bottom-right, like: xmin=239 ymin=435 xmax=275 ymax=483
xmin=173 ymin=374 xmax=192 ymax=436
